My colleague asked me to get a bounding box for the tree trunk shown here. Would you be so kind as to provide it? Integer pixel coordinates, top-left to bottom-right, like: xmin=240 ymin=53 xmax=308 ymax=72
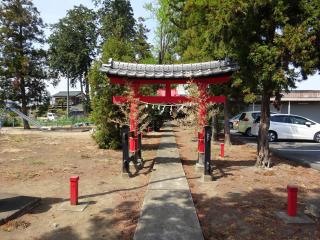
xmin=256 ymin=89 xmax=271 ymax=168
xmin=67 ymin=77 xmax=70 ymax=118
xmin=19 ymin=76 xmax=30 ymax=129
xmin=224 ymin=99 xmax=232 ymax=146
xmin=18 ymin=25 xmax=29 ymax=129
xmin=80 ymin=76 xmax=86 ymax=115
xmin=212 ymin=111 xmax=218 ymax=141
xmin=84 ymin=76 xmax=91 ymax=116
xmin=80 ymin=77 xmax=84 ymax=95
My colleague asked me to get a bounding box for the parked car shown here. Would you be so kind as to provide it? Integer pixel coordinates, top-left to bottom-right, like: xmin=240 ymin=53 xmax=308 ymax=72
xmin=251 ymin=114 xmax=320 ymax=142
xmin=238 ymin=111 xmax=262 ymax=136
xmin=229 ymin=113 xmax=241 ymax=129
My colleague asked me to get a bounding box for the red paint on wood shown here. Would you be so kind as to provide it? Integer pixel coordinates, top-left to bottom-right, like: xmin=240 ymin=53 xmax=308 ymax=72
xmin=108 ymin=75 xmax=231 ymax=85
xmin=287 ymin=185 xmax=298 ymax=216
xmin=198 ymin=132 xmax=205 ymax=153
xmin=129 ymin=137 xmax=136 ymax=153
xmin=220 ymin=143 xmax=225 ymax=157
xmin=198 ymin=83 xmax=208 ymax=128
xmin=165 ymin=83 xmax=171 ymax=97
xmin=113 ymin=96 xmax=226 ymax=104
xmin=70 ymin=176 xmax=79 ymax=205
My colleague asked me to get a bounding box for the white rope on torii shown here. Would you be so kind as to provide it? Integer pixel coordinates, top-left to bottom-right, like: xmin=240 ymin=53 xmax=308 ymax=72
xmin=139 ymin=101 xmax=195 ymax=115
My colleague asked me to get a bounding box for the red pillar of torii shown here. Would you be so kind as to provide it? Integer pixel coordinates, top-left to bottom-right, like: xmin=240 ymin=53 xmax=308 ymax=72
xmin=101 ymin=59 xmax=238 ymax=166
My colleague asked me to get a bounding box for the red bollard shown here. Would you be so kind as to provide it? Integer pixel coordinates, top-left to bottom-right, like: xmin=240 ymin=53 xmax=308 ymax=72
xmin=287 ymin=184 xmax=298 ymax=217
xmin=220 ymin=143 xmax=225 ymax=157
xmin=198 ymin=132 xmax=204 ymax=153
xmin=70 ymin=176 xmax=79 ymax=205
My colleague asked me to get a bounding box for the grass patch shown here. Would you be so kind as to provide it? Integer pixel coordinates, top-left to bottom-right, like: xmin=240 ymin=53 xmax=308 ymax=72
xmin=28 ymin=159 xmax=45 ymax=165
xmin=9 ymin=135 xmax=25 ymax=143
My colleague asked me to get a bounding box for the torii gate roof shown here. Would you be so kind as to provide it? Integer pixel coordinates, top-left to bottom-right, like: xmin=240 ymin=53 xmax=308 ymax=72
xmin=100 ymin=59 xmax=238 ymax=79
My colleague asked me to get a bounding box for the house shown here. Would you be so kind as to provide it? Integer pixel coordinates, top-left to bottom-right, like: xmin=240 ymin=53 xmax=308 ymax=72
xmin=247 ymin=90 xmax=320 ymax=123
xmin=51 ymin=91 xmax=84 ymax=108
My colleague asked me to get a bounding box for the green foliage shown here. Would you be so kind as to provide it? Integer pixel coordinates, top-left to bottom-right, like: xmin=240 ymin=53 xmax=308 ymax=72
xmin=89 ymin=62 xmax=123 ymax=149
xmin=38 ymin=116 xmax=91 ymax=127
xmin=145 ymin=0 xmax=178 ymax=63
xmin=2 ymin=116 xmax=22 ymax=127
xmin=48 ymin=5 xmax=97 ymax=114
xmin=89 ymin=0 xmax=155 ymax=149
xmin=0 ymin=0 xmax=49 ymax=129
xmin=94 ymin=0 xmax=136 ymax=42
xmin=134 ymin=17 xmax=153 ymax=60
xmin=101 ymin=37 xmax=135 ymax=62
xmin=165 ymin=0 xmax=320 ymax=165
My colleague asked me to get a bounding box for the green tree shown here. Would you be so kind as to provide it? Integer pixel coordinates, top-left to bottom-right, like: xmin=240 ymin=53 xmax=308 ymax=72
xmin=168 ymin=0 xmax=319 ymax=165
xmin=0 ymin=0 xmax=48 ymax=129
xmin=89 ymin=38 xmax=135 ymax=149
xmin=167 ymin=0 xmax=242 ymax=145
xmin=89 ymin=0 xmax=154 ymax=149
xmin=94 ymin=0 xmax=136 ymax=42
xmin=134 ymin=17 xmax=153 ymax=61
xmin=207 ymin=0 xmax=318 ymax=167
xmin=145 ymin=0 xmax=178 ymax=63
xmin=48 ymin=5 xmax=97 ymax=115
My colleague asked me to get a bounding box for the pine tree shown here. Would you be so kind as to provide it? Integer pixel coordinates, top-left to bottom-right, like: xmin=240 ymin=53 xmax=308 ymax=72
xmin=0 ymin=0 xmax=48 ymax=129
xmin=134 ymin=17 xmax=152 ymax=61
xmin=95 ymin=0 xmax=136 ymax=42
xmin=90 ymin=0 xmax=154 ymax=149
xmin=168 ymin=1 xmax=319 ymax=166
xmin=48 ymin=5 xmax=97 ymax=115
xmin=145 ymin=0 xmax=178 ymax=64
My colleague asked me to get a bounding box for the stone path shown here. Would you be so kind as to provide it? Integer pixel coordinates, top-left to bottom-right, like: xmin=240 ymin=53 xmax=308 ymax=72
xmin=134 ymin=125 xmax=204 ymax=240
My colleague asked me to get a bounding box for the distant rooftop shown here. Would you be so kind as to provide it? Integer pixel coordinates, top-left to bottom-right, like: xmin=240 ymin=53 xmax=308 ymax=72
xmin=270 ymin=90 xmax=320 ymax=102
xmin=281 ymin=90 xmax=320 ymax=101
xmin=52 ymin=91 xmax=82 ymax=97
xmin=100 ymin=59 xmax=239 ymax=79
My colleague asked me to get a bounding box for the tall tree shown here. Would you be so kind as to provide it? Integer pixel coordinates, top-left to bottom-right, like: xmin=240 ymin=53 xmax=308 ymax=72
xmin=0 ymin=0 xmax=48 ymax=129
xmin=89 ymin=0 xmax=154 ymax=149
xmin=168 ymin=0 xmax=242 ymax=145
xmin=94 ymin=0 xmax=136 ymax=42
xmin=48 ymin=5 xmax=97 ymax=115
xmin=134 ymin=17 xmax=152 ymax=61
xmin=145 ymin=0 xmax=178 ymax=63
xmin=169 ymin=1 xmax=319 ymax=162
xmin=208 ymin=0 xmax=318 ymax=167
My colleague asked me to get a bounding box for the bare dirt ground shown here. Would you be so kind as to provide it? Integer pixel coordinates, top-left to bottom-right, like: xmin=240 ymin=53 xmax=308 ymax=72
xmin=0 ymin=128 xmax=160 ymax=240
xmin=174 ymin=126 xmax=320 ymax=240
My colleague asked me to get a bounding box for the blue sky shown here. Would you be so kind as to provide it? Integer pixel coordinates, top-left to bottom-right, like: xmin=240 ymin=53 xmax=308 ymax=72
xmin=32 ymin=0 xmax=319 ymax=94
xmin=33 ymin=0 xmax=156 ymax=94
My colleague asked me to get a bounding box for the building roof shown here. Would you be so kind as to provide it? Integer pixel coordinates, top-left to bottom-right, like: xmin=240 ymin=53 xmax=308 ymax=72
xmin=272 ymin=90 xmax=320 ymax=102
xmin=52 ymin=91 xmax=83 ymax=97
xmin=100 ymin=59 xmax=238 ymax=79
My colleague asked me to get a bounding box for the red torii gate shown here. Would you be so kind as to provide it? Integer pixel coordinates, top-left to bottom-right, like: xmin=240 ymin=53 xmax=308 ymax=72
xmin=101 ymin=59 xmax=238 ymax=169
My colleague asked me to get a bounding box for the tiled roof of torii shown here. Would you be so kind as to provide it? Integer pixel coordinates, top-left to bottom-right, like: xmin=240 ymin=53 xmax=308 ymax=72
xmin=100 ymin=59 xmax=238 ymax=79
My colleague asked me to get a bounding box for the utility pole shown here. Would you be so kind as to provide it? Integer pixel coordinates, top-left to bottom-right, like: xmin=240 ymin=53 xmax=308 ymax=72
xmin=67 ymin=77 xmax=70 ymax=118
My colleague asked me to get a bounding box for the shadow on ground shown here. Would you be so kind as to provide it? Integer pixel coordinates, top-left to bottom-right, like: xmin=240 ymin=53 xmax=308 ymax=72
xmin=34 ymin=186 xmax=320 ymax=240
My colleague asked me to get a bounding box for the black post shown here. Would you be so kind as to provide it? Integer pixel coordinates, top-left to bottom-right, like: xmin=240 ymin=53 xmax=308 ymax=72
xmin=122 ymin=125 xmax=130 ymax=174
xmin=204 ymin=125 xmax=212 ymax=176
xmin=138 ymin=132 xmax=142 ymax=161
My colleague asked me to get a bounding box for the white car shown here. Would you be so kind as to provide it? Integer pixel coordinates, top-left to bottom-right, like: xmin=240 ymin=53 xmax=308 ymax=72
xmin=251 ymin=114 xmax=320 ymax=142
xmin=47 ymin=112 xmax=56 ymax=121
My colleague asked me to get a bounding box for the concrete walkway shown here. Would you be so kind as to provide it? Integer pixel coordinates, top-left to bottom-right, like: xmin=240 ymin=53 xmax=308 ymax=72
xmin=134 ymin=125 xmax=204 ymax=240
